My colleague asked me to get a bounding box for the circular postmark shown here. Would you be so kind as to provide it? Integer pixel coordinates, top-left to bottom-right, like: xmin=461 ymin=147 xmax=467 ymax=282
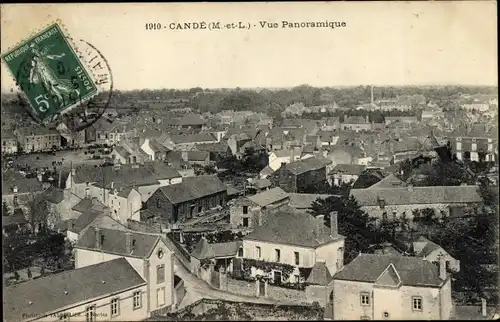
xmin=14 ymin=36 xmax=113 ymax=133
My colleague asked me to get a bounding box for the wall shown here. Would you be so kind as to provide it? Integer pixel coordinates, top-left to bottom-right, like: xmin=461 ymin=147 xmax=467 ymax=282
xmin=148 ymin=240 xmax=175 ymax=311
xmin=243 ymin=239 xmax=316 ymax=269
xmin=74 ymin=248 xmax=145 ymax=277
xmin=315 ymin=239 xmax=345 ymax=276
xmin=2 ymin=138 xmax=18 ymax=154
xmin=127 ymin=219 xmax=162 ymax=234
xmin=439 ymin=278 xmax=453 ymax=320
xmin=333 ymin=279 xmax=445 ymax=320
xmin=296 ymin=168 xmax=327 ymax=192
xmin=360 ymin=203 xmax=477 ymax=220
xmin=32 ymin=284 xmax=149 ymax=322
xmin=306 ymin=283 xmax=332 ymax=307
xmin=229 ymin=198 xmax=260 ymax=229
xmin=425 ymin=249 xmax=461 ymax=273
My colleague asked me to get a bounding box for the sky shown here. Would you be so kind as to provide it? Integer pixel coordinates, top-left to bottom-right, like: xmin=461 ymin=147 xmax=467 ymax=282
xmin=1 ymin=2 xmax=497 ymax=91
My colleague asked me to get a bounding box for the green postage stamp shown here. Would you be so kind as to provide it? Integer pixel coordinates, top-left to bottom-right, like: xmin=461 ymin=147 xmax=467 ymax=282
xmin=1 ymin=23 xmax=98 ymax=123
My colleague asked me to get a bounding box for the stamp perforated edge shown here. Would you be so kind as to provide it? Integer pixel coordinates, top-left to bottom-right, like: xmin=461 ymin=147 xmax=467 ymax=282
xmin=1 ymin=19 xmax=103 ymax=123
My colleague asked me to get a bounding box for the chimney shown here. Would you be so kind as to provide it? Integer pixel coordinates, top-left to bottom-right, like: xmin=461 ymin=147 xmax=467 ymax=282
xmin=330 ymin=211 xmax=338 ymax=238
xmin=95 ymin=227 xmax=101 ymax=249
xmin=481 ymin=298 xmax=487 ymax=317
xmin=181 ymin=151 xmax=188 ymax=161
xmin=126 ymin=231 xmax=133 ymax=254
xmin=439 ymin=255 xmax=447 ymax=280
xmin=315 ymin=215 xmax=325 ymax=239
xmin=67 ymin=220 xmax=74 ymax=231
xmin=58 ymin=169 xmax=63 ymax=188
xmin=290 ymin=149 xmax=295 ymax=162
xmin=110 ymin=181 xmax=114 ymax=190
xmin=407 ymin=184 xmax=413 ymax=192
xmin=343 ymin=115 xmax=347 ymax=123
xmin=71 ymin=168 xmax=76 ymax=176
xmin=366 ymin=115 xmax=370 ymax=123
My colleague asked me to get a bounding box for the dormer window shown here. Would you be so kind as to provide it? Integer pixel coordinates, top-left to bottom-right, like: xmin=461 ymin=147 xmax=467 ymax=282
xmin=12 ymin=186 xmax=18 ymax=193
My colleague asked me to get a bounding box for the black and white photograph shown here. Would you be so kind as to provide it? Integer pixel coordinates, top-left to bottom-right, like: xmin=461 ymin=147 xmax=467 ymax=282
xmin=1 ymin=2 xmax=498 ymax=321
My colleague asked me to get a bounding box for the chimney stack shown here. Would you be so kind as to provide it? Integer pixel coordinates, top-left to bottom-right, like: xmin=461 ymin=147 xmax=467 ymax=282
xmin=366 ymin=115 xmax=370 ymax=123
xmin=315 ymin=215 xmax=325 ymax=239
xmin=126 ymin=231 xmax=133 ymax=254
xmin=95 ymin=227 xmax=101 ymax=249
xmin=439 ymin=255 xmax=447 ymax=280
xmin=481 ymin=298 xmax=487 ymax=317
xmin=67 ymin=220 xmax=74 ymax=231
xmin=330 ymin=211 xmax=338 ymax=238
xmin=344 ymin=115 xmax=347 ymax=123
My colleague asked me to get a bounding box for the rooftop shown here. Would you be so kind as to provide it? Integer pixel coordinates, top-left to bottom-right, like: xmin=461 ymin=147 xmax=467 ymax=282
xmin=288 ymin=193 xmax=336 ymax=209
xmin=284 ymin=157 xmax=330 ymax=175
xmin=350 ymin=185 xmax=483 ymax=206
xmin=244 ymin=208 xmax=344 ymax=248
xmin=367 ymin=174 xmax=408 ymax=189
xmin=157 ymin=175 xmax=226 ymax=204
xmin=247 ymin=187 xmax=289 ymax=207
xmin=333 ymin=253 xmax=445 ymax=287
xmin=4 ymin=258 xmax=146 ymax=322
xmin=331 ymin=164 xmax=366 ymax=175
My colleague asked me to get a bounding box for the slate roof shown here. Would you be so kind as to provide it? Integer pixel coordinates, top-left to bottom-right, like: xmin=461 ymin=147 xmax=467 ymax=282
xmin=288 ymin=193 xmax=336 ymax=209
xmin=414 ymin=236 xmax=443 ymax=258
xmin=305 ymin=261 xmax=332 ymax=286
xmin=149 ymin=139 xmax=170 ymax=152
xmin=2 ymin=172 xmax=44 ymax=195
xmin=178 ymin=114 xmax=206 ymax=126
xmin=71 ymin=198 xmax=108 ymax=214
xmin=76 ymin=227 xmax=166 ymax=258
xmin=194 ymin=143 xmax=229 ymax=153
xmin=171 ymin=133 xmax=215 ymax=144
xmin=331 ymin=164 xmax=366 ymax=175
xmin=16 ymin=126 xmax=60 ymax=137
xmin=333 ymin=253 xmax=445 ymax=287
xmin=285 ymin=157 xmax=329 ymax=175
xmin=156 ymin=175 xmax=226 ymax=204
xmin=350 ymin=185 xmax=482 ymax=206
xmin=191 ymin=238 xmax=240 ymax=260
xmin=143 ymin=162 xmax=181 ymax=180
xmin=4 ymin=258 xmax=146 ymax=322
xmin=247 ymin=187 xmax=289 ymax=207
xmin=367 ymin=174 xmax=407 ymax=189
xmin=68 ymin=209 xmax=104 ymax=234
xmin=186 ymin=151 xmax=210 ymax=161
xmin=244 ymin=209 xmax=344 ymax=248
xmin=252 ymin=178 xmax=272 ymax=190
xmin=114 ymin=146 xmax=131 ymax=159
xmin=259 ymin=165 xmax=275 ymax=177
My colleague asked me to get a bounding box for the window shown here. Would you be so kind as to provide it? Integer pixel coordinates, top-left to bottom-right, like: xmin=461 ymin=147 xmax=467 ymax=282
xmin=133 ymin=291 xmax=142 ymax=310
xmin=294 ymin=251 xmax=300 ymax=265
xmin=242 ymin=217 xmax=249 ymax=227
xmin=198 ymin=205 xmax=202 ymax=213
xmin=157 ymin=264 xmax=165 ymax=284
xmin=256 ymin=246 xmax=261 ymax=258
xmin=472 ymin=143 xmax=477 ymax=151
xmin=361 ymin=292 xmax=370 ymax=306
xmin=238 ymin=247 xmax=243 ymax=257
xmin=456 ymin=142 xmax=462 ymax=151
xmin=110 ymin=298 xmax=120 ymax=317
xmin=85 ymin=305 xmax=96 ymax=322
xmin=157 ymin=287 xmax=166 ymax=307
xmin=156 ymin=199 xmax=161 ymax=208
xmin=243 ymin=206 xmax=248 ymax=214
xmin=275 ymin=249 xmax=281 ymax=262
xmin=58 ymin=313 xmax=70 ymax=321
xmin=13 ymin=196 xmax=18 ymax=207
xmin=412 ymin=296 xmax=422 ymax=311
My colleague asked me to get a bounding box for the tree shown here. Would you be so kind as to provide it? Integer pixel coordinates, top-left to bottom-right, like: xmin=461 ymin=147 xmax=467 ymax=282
xmin=25 ymin=194 xmax=50 ymax=233
xmin=2 ymin=202 xmax=10 ymax=217
xmin=309 ymin=196 xmax=386 ymax=263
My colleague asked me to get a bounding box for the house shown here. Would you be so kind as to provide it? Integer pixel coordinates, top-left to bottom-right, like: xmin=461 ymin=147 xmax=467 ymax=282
xmin=164 ymin=133 xmax=217 ymax=151
xmin=447 ymin=124 xmax=497 ymax=162
xmin=2 ymin=172 xmax=46 ymax=209
xmin=413 ymin=236 xmax=460 ymax=272
xmin=391 ymin=137 xmax=438 ymax=164
xmin=75 ymin=228 xmax=176 ymax=314
xmin=331 ymin=253 xmax=453 ymax=320
xmin=39 ymin=185 xmax=82 ymax=229
xmin=268 ymin=148 xmax=302 ymax=171
xmin=422 ymin=109 xmax=445 ymax=121
xmin=4 ymin=258 xmax=149 ymax=322
xmin=110 ymin=137 xmax=152 ymax=165
xmin=320 ymin=117 xmax=341 ymax=131
xmin=93 ymin=119 xmax=128 ymax=146
xmin=145 ymin=175 xmax=227 ymax=225
xmin=241 ymin=210 xmax=345 ymax=283
xmin=56 ymin=121 xmax=86 ymax=147
xmin=341 ymin=115 xmax=374 ymax=132
xmin=65 ymin=208 xmax=127 ymax=243
xmin=181 ymin=151 xmax=210 ymax=166
xmin=15 ymin=126 xmax=61 ymax=152
xmin=461 ymin=103 xmax=490 ymax=112
xmin=190 ymin=237 xmax=241 ymax=276
xmin=329 ymin=164 xmax=366 ymax=186
xmin=1 ymin=130 xmax=18 ymax=154
xmin=176 ymin=114 xmax=207 ymax=129
xmin=193 ymin=142 xmax=232 ymax=162
xmin=229 ymin=187 xmax=289 ymax=229
xmin=247 ymin=178 xmax=272 ymax=192
xmin=140 ymin=138 xmax=171 ymax=161
xmin=226 ymin=131 xmax=256 ymax=156
xmin=259 ymin=165 xmax=275 ymax=179
xmin=366 ymin=174 xmax=408 ymax=189
xmin=272 ymin=157 xmax=329 ymax=193
xmin=349 ymin=184 xmax=483 ymax=221
xmin=326 ymin=144 xmax=367 ymax=166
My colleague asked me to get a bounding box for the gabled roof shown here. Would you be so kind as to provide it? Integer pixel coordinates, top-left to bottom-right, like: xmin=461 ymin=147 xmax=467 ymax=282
xmin=244 ymin=208 xmax=344 ymax=248
xmin=2 ymin=172 xmax=45 ymax=195
xmin=191 ymin=237 xmax=215 ymax=260
xmin=178 ymin=114 xmax=206 ymax=126
xmin=305 ymin=261 xmax=332 ymax=286
xmin=367 ymin=174 xmax=407 ymax=189
xmin=71 ymin=198 xmax=108 ymax=214
xmin=113 ymin=146 xmax=131 ymax=159
xmin=156 ymin=175 xmax=226 ymax=204
xmin=142 ymin=162 xmax=181 ymax=180
xmin=331 ymin=164 xmax=366 ymax=175
xmin=350 ymin=185 xmax=483 ymax=206
xmin=194 ymin=142 xmax=230 ymax=153
xmin=76 ymin=227 xmax=167 ymax=259
xmin=149 ymin=139 xmax=171 ymax=152
xmin=288 ymin=193 xmax=336 ymax=209
xmin=413 ymin=236 xmax=444 ymax=258
xmin=4 ymin=258 xmax=146 ymax=322
xmin=285 ymin=157 xmax=329 ymax=175
xmin=68 ymin=209 xmax=104 ymax=234
xmin=171 ymin=133 xmax=215 ymax=144
xmin=259 ymin=165 xmax=275 ymax=177
xmin=247 ymin=187 xmax=289 ymax=207
xmin=333 ymin=253 xmax=445 ymax=287
xmin=185 ymin=151 xmax=210 ymax=161
xmin=191 ymin=238 xmax=240 ymax=260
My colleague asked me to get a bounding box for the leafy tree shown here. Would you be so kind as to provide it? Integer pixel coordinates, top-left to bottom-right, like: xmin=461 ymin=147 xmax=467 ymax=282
xmin=2 ymin=202 xmax=10 ymax=217
xmin=309 ymin=196 xmax=386 ymax=263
